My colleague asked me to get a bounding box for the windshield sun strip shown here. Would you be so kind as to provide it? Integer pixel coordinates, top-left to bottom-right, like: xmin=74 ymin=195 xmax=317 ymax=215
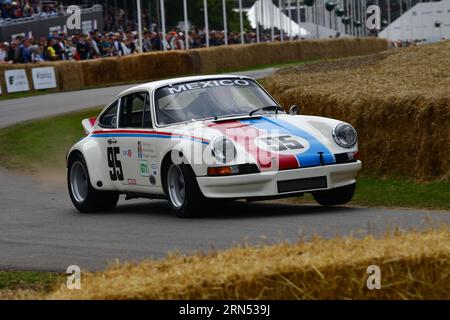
xmin=152 ymin=78 xmax=281 ymax=128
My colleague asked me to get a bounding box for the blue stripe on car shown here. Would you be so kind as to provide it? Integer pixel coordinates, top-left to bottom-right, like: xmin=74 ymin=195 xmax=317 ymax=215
xmin=91 ymin=133 xmax=209 ymax=145
xmin=240 ymin=117 xmax=335 ymax=167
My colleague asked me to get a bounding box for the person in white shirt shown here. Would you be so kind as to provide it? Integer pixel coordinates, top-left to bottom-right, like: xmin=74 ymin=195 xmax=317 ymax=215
xmin=0 ymin=42 xmax=10 ymax=63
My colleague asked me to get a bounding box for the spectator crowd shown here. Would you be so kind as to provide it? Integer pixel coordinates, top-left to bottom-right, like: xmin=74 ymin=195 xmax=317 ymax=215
xmin=0 ymin=1 xmax=305 ymax=64
xmin=0 ymin=27 xmax=295 ymax=64
xmin=0 ymin=0 xmax=62 ymax=19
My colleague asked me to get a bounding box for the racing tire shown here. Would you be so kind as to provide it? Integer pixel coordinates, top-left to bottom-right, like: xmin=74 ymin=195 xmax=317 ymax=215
xmin=68 ymin=153 xmax=119 ymax=213
xmin=312 ymin=183 xmax=356 ymax=206
xmin=165 ymin=163 xmax=206 ymax=218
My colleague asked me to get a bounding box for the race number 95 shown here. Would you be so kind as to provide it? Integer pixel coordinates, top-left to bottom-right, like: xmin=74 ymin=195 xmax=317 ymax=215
xmin=107 ymin=147 xmax=124 ymax=181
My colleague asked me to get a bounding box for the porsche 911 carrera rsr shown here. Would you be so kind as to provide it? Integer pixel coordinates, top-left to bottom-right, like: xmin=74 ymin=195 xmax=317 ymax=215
xmin=67 ymin=75 xmax=362 ymax=217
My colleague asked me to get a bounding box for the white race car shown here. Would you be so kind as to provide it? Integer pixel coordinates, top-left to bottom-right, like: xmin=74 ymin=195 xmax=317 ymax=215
xmin=67 ymin=75 xmax=362 ymax=217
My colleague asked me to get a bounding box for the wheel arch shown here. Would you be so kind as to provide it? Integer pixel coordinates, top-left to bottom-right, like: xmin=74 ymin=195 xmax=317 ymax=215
xmin=66 ymin=140 xmax=114 ymax=191
xmin=67 ymin=149 xmax=83 ymax=168
xmin=160 ymin=149 xmax=198 ymax=196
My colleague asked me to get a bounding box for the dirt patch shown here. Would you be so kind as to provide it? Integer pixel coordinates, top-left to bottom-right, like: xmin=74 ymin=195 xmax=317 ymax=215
xmin=32 ymin=167 xmax=66 ymax=187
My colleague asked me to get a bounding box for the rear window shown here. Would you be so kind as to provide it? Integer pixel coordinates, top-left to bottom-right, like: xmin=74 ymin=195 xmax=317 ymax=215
xmin=98 ymin=100 xmax=119 ymax=128
xmin=119 ymin=92 xmax=147 ymax=128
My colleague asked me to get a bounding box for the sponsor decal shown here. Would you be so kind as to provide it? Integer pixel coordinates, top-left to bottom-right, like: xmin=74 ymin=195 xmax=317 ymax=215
xmin=137 ymin=141 xmax=143 ymax=159
xmin=122 ymin=149 xmax=133 ymax=158
xmin=168 ymin=79 xmax=250 ymax=95
xmin=127 ymin=179 xmax=137 ymax=185
xmin=151 ymin=160 xmax=158 ymax=176
xmin=139 ymin=160 xmax=149 ymax=177
xmin=135 ymin=141 xmax=154 ymax=158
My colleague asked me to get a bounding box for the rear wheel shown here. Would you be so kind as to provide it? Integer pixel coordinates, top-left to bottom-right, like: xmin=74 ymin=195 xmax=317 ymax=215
xmin=68 ymin=153 xmax=119 ymax=213
xmin=166 ymin=163 xmax=205 ymax=218
xmin=312 ymin=183 xmax=356 ymax=206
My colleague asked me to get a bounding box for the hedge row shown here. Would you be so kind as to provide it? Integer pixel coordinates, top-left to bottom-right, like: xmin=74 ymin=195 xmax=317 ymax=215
xmin=0 ymin=37 xmax=388 ymax=94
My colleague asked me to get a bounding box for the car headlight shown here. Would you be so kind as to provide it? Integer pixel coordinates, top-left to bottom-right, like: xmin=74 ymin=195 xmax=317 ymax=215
xmin=332 ymin=123 xmax=358 ymax=148
xmin=211 ymin=136 xmax=236 ymax=163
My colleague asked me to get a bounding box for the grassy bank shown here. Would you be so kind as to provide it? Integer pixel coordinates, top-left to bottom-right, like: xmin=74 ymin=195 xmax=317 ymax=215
xmin=291 ymin=176 xmax=450 ymax=211
xmin=0 ymin=109 xmax=448 ymax=210
xmin=7 ymin=229 xmax=445 ymax=300
xmin=0 ymin=271 xmax=62 ymax=299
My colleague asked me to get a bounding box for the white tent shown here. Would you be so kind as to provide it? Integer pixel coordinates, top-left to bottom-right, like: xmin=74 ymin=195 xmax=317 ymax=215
xmin=246 ymin=0 xmax=310 ymax=37
xmin=379 ymin=0 xmax=450 ymax=42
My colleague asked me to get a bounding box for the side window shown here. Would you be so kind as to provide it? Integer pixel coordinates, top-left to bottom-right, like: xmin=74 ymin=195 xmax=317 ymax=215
xmin=98 ymin=100 xmax=119 ymax=128
xmin=143 ymin=93 xmax=152 ymax=128
xmin=119 ymin=92 xmax=146 ymax=128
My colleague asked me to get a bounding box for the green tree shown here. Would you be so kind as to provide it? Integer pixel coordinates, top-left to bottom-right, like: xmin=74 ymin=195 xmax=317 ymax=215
xmin=161 ymin=0 xmax=251 ymax=32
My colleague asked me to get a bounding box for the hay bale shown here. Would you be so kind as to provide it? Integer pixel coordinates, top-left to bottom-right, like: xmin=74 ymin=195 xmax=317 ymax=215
xmin=193 ymin=38 xmax=388 ymax=74
xmin=36 ymin=229 xmax=450 ymax=300
xmin=0 ymin=38 xmax=387 ymax=94
xmin=52 ymin=61 xmax=84 ymax=91
xmin=265 ymin=41 xmax=450 ymax=181
xmin=117 ymin=51 xmax=194 ymax=83
xmin=79 ymin=57 xmax=121 ymax=88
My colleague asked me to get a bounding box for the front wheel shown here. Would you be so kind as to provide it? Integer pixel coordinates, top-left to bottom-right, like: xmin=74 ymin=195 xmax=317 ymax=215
xmin=312 ymin=183 xmax=356 ymax=206
xmin=68 ymin=153 xmax=119 ymax=213
xmin=166 ymin=163 xmax=205 ymax=218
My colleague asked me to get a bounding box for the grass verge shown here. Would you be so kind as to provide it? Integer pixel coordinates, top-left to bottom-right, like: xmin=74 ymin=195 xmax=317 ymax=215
xmin=0 ymin=271 xmax=62 ymax=299
xmin=0 ymin=107 xmax=101 ymax=175
xmin=291 ymin=176 xmax=450 ymax=211
xmin=11 ymin=229 xmax=446 ymax=300
xmin=0 ymin=89 xmax=60 ymax=101
xmin=0 ymin=108 xmax=449 ymax=210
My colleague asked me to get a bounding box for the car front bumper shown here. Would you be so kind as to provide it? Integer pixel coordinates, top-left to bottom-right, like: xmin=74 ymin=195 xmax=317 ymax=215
xmin=196 ymin=161 xmax=362 ymax=199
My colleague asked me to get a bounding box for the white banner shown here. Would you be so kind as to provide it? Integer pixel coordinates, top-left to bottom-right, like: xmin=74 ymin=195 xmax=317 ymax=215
xmin=32 ymin=67 xmax=57 ymax=90
xmin=5 ymin=69 xmax=29 ymax=93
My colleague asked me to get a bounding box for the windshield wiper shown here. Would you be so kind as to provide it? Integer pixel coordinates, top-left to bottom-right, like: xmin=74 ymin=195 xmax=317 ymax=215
xmin=249 ymin=106 xmax=284 ymax=116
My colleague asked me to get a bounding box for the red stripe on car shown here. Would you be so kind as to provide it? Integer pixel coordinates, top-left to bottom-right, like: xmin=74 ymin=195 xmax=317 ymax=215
xmin=91 ymin=129 xmax=209 ymax=143
xmin=208 ymin=121 xmax=299 ymax=171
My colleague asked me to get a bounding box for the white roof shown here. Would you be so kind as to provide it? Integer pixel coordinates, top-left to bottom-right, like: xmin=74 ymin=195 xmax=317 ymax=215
xmin=119 ymin=74 xmax=252 ymax=97
xmin=247 ymin=0 xmax=309 ymax=37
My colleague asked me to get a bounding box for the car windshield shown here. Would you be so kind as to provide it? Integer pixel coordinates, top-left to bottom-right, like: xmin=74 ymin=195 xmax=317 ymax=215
xmin=154 ymin=78 xmax=278 ymax=125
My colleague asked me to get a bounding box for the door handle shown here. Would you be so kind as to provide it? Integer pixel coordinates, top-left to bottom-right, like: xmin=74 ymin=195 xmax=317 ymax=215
xmin=107 ymin=138 xmax=118 ymax=145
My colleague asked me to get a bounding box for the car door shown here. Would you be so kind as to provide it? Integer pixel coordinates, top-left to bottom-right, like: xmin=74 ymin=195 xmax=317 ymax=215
xmin=116 ymin=91 xmax=155 ymax=192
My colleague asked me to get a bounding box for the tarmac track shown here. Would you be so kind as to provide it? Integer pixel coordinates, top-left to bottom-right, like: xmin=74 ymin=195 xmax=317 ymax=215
xmin=0 ymin=67 xmax=448 ymax=271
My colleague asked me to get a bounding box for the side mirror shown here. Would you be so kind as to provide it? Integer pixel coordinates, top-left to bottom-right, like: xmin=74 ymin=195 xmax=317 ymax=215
xmin=289 ymin=105 xmax=300 ymax=115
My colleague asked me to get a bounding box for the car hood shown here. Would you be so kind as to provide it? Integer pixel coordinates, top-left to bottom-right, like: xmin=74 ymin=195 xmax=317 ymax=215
xmin=168 ymin=114 xmax=341 ymax=171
